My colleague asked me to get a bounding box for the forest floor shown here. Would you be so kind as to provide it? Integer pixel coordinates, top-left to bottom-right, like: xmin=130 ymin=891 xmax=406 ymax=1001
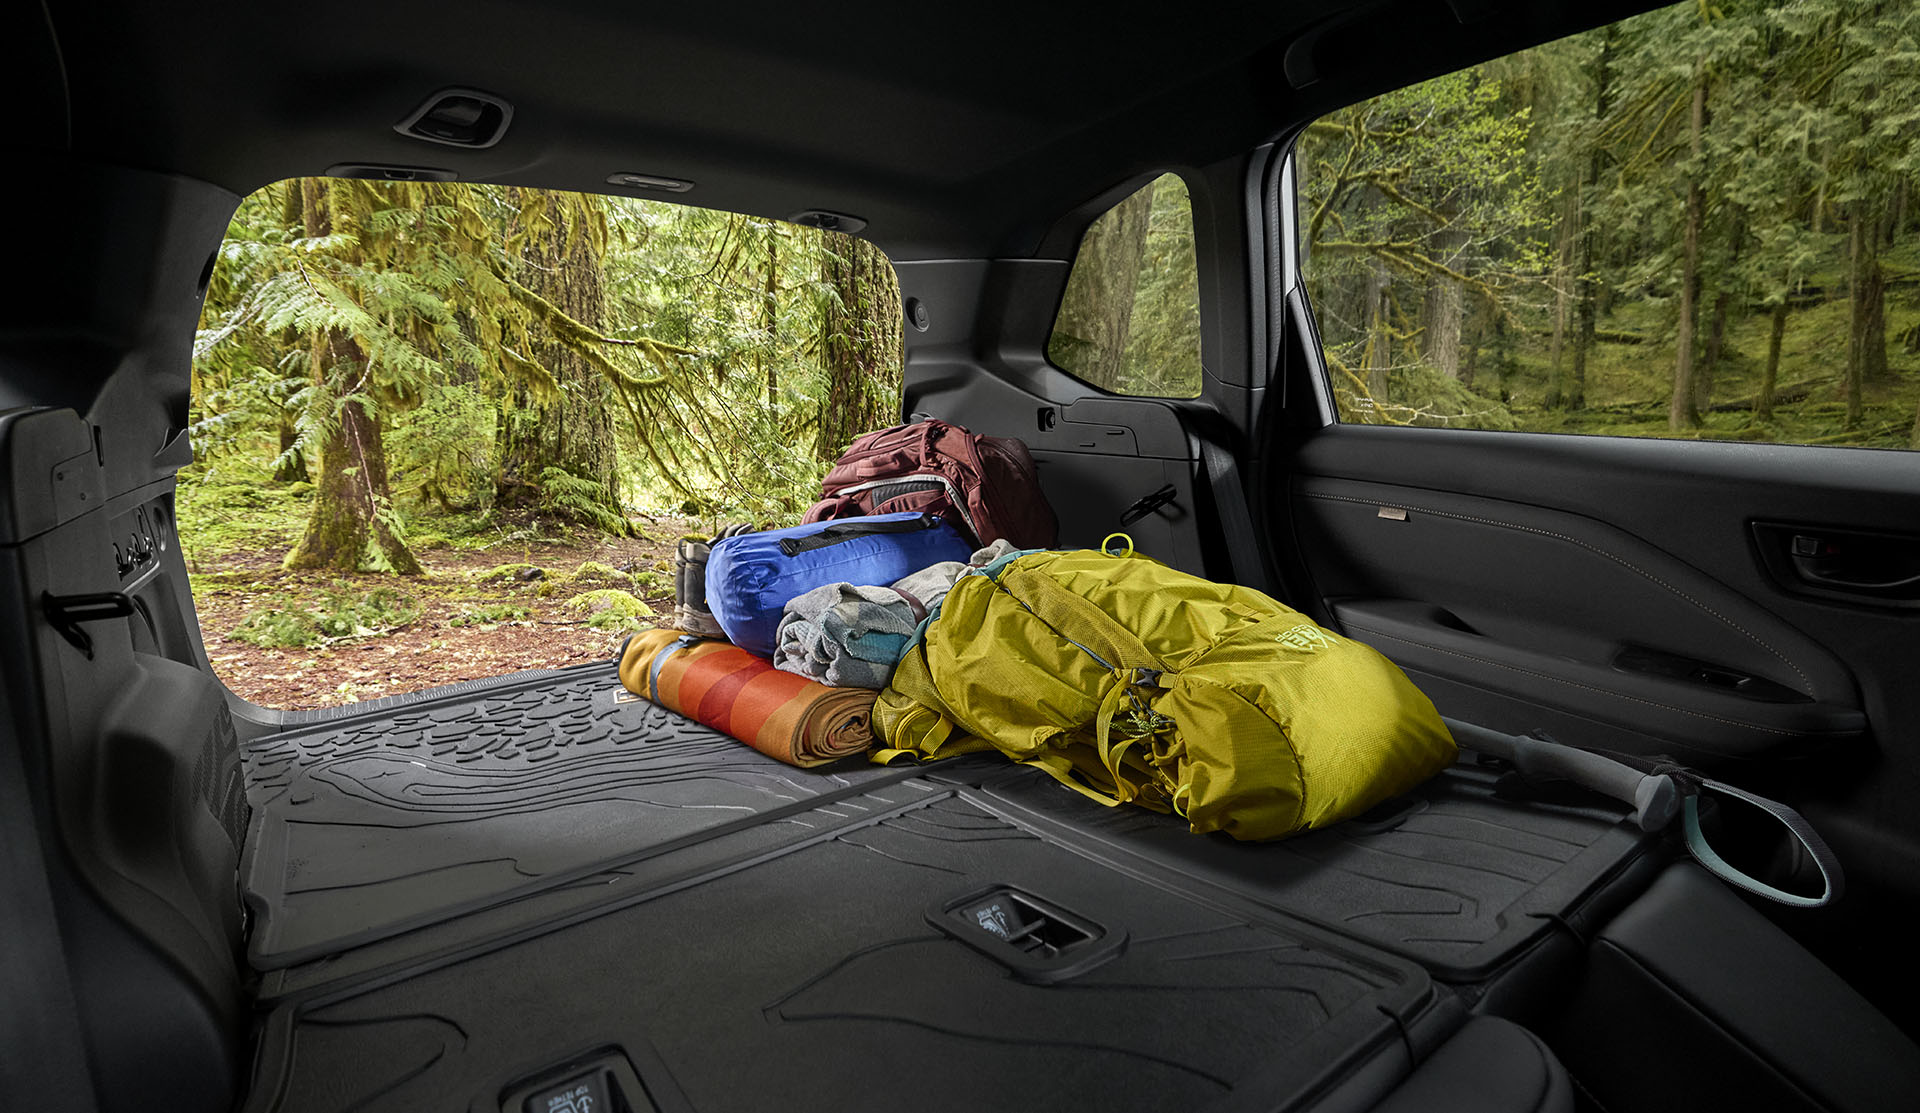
xmin=180 ymin=464 xmax=698 ymax=710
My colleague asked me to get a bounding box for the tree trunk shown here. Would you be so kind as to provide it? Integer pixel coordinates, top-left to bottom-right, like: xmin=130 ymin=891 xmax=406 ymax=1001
xmin=1888 ymin=177 xmax=1907 ymax=248
xmin=1857 ymin=202 xmax=1890 ymax=386
xmin=763 ymin=225 xmax=779 ymax=409
xmin=816 ymin=233 xmax=904 ymax=462
xmin=1697 ymin=287 xmax=1728 ymax=414
xmin=1757 ymin=298 xmax=1787 ymax=422
xmin=1670 ymin=76 xmax=1707 ymax=432
xmin=1546 ymin=191 xmax=1576 ymax=408
xmin=1422 ymin=200 xmax=1465 ymax=381
xmin=1568 ymin=27 xmax=1613 ymax=413
xmin=1424 ymin=278 xmax=1463 ymax=380
xmin=495 ymin=191 xmax=626 ymax=530
xmin=284 ymin=178 xmax=421 ymax=575
xmin=1363 ymin=261 xmax=1393 ymax=405
xmin=1844 ymin=200 xmax=1888 ymax=429
xmin=1696 ymin=212 xmax=1743 ymax=413
xmin=1047 ymin=182 xmax=1155 ymax=391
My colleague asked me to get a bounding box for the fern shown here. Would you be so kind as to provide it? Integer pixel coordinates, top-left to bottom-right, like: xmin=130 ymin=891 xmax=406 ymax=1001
xmin=537 ymin=467 xmax=631 ymax=536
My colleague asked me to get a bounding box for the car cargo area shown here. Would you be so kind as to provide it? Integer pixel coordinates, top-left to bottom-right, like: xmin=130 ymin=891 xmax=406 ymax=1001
xmin=13 ymin=0 xmax=1920 ymax=1109
xmin=230 ymin=661 xmax=1667 ymax=1112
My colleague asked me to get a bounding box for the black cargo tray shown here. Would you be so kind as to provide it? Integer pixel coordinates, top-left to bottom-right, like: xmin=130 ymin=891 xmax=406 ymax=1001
xmin=976 ymin=758 xmax=1660 ymax=982
xmin=246 ymin=790 xmax=1443 ymax=1113
xmin=239 ymin=665 xmax=911 ymax=967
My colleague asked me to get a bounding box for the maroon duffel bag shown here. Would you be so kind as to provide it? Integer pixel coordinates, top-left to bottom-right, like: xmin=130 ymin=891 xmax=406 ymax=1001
xmin=803 ymin=418 xmax=1057 ymax=550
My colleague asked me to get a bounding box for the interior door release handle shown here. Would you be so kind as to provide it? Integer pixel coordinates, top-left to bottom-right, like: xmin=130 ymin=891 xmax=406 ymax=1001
xmin=1790 ymin=533 xmax=1920 ymax=591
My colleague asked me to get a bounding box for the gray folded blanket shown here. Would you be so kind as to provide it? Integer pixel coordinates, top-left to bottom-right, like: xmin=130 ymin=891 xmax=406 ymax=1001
xmin=772 ymin=583 xmax=926 ymax=689
xmin=773 ymin=539 xmax=1018 ymax=688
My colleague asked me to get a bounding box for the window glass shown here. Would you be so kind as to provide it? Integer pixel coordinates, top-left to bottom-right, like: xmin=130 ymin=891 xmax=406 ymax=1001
xmin=187 ymin=179 xmax=902 ymax=709
xmin=1049 ymin=172 xmax=1203 ymax=397
xmin=1296 ymin=0 xmax=1920 ymax=450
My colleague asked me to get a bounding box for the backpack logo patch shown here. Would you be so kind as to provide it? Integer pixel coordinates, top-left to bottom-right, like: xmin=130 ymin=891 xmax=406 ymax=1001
xmin=1277 ymin=624 xmax=1336 ymax=652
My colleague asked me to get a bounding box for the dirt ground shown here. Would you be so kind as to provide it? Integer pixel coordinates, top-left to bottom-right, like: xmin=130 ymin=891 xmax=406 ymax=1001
xmin=191 ymin=529 xmax=687 ymax=711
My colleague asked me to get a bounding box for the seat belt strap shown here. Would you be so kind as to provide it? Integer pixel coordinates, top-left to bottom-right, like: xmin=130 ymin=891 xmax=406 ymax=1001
xmin=1194 ymin=426 xmax=1276 ymax=596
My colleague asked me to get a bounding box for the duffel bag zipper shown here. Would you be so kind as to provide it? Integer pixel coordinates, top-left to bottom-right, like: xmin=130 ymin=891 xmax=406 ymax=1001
xmin=827 ymin=474 xmax=981 ymax=540
xmin=779 ymin=512 xmax=944 ymax=556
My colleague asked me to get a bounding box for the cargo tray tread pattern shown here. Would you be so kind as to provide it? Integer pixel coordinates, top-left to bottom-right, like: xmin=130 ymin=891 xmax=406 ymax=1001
xmin=982 ymin=759 xmax=1654 ymax=979
xmin=250 ymin=794 xmax=1434 ymax=1113
xmin=239 ymin=667 xmax=903 ymax=966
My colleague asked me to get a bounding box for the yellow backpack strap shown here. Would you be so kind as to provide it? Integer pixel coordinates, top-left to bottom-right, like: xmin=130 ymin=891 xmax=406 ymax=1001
xmin=1094 ymin=680 xmax=1147 ymax=804
xmin=873 ymin=643 xmax=970 ymax=760
xmin=1023 ymin=749 xmax=1126 ymax=808
xmin=997 ymin=564 xmax=1162 ymax=673
xmin=990 ymin=560 xmax=1176 ymax=807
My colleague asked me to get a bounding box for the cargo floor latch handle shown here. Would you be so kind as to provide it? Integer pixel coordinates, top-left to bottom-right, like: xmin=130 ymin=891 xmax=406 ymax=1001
xmin=42 ymin=591 xmax=135 ymax=660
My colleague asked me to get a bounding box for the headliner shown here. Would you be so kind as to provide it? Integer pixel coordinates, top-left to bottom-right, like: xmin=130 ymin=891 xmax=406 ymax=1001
xmin=27 ymin=0 xmax=1655 ymax=258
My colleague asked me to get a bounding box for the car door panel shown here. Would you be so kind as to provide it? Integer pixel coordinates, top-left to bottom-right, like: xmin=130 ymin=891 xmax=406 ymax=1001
xmin=1277 ymin=422 xmax=1920 ymax=953
xmin=1288 ymin=469 xmax=1866 ymax=762
xmin=1281 ymin=426 xmax=1920 ymax=760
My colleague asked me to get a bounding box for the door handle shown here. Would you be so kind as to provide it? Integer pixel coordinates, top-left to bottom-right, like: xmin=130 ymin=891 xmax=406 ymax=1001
xmin=1753 ymin=522 xmax=1920 ymax=605
xmin=1789 ymin=533 xmax=1920 ymax=591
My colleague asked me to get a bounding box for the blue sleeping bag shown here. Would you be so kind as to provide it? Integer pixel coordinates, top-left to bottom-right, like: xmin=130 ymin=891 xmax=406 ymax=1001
xmin=706 ymin=512 xmax=973 ymax=657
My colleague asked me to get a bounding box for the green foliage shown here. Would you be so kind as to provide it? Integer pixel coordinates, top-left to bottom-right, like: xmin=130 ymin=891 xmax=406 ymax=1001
xmin=229 ymin=605 xmax=327 ymax=648
xmin=391 ymin=384 xmax=497 ymax=512
xmin=228 ymin=585 xmax=419 ymax=646
xmin=1352 ymin=366 xmax=1522 ymax=430
xmin=1048 ymin=174 xmax=1204 ymax=399
xmin=534 ymin=559 xmax=631 ymax=598
xmin=1117 ymin=178 xmax=1204 ymax=397
xmin=561 ymin=561 xmax=631 ymax=587
xmin=538 ymin=467 xmax=633 ymax=535
xmin=564 ymin=589 xmax=654 ymax=632
xmin=319 ymin=585 xmax=421 ymax=634
xmin=447 ymin=602 xmax=532 ymax=627
xmin=192 ymin=178 xmax=904 ymax=560
xmin=175 ymin=460 xmax=309 ymax=566
xmin=1296 ymin=0 xmax=1920 ymax=448
xmin=477 ymin=562 xmax=541 ymax=583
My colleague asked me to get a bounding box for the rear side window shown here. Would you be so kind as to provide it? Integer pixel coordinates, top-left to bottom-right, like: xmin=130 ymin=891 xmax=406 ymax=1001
xmin=1296 ymin=0 xmax=1920 ymax=450
xmin=1048 ymin=173 xmax=1203 ymax=398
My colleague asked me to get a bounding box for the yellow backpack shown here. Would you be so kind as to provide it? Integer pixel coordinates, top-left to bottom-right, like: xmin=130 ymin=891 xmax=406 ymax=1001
xmin=875 ymin=548 xmax=1456 ymax=841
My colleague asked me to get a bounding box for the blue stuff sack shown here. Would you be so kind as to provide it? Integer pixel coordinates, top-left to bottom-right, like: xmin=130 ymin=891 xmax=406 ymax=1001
xmin=706 ymin=512 xmax=973 ymax=657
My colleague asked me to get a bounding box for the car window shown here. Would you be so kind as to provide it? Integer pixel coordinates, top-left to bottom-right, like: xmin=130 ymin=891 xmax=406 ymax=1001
xmin=1295 ymin=0 xmax=1920 ymax=451
xmin=187 ymin=179 xmax=903 ymax=709
xmin=1048 ymin=173 xmax=1203 ymax=398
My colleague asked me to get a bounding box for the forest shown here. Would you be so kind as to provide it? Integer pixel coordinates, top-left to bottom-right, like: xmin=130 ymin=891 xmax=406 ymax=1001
xmin=186 ymin=181 xmax=905 ymax=706
xmin=1298 ymin=0 xmax=1920 ymax=448
xmin=1048 ymin=173 xmax=1205 ymax=399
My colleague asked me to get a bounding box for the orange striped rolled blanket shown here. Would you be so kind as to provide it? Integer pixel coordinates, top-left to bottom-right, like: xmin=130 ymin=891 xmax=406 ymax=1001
xmin=618 ymin=628 xmax=876 ymax=767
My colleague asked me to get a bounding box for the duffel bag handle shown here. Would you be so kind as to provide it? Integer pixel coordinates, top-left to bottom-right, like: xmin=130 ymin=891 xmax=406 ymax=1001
xmin=779 ymin=513 xmax=941 ymax=556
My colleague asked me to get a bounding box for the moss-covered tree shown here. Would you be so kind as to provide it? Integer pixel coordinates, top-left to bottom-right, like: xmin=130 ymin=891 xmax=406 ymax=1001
xmin=815 ymin=232 xmax=903 ymax=461
xmin=494 ymin=189 xmax=629 ymax=533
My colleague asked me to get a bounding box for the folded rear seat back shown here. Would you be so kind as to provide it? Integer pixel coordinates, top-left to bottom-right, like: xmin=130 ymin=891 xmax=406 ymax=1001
xmin=1547 ymin=862 xmax=1920 ymax=1113
xmin=970 ymin=755 xmax=1670 ymax=1020
xmin=242 ymin=776 xmax=1581 ymax=1113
